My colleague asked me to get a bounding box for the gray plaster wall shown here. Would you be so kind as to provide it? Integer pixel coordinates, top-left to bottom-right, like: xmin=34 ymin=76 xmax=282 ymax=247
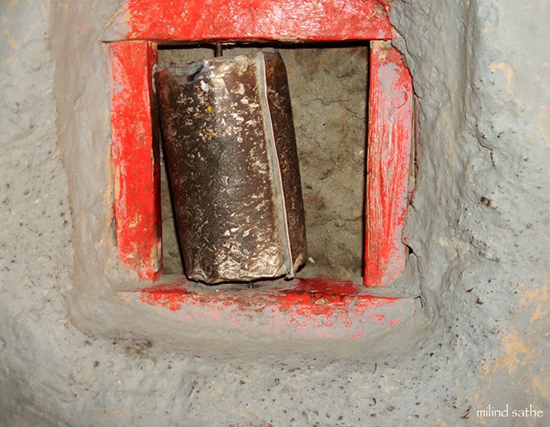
xmin=0 ymin=1 xmax=549 ymax=426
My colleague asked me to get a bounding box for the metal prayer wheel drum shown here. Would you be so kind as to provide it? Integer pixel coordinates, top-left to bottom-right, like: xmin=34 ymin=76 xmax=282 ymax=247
xmin=155 ymin=51 xmax=307 ymax=284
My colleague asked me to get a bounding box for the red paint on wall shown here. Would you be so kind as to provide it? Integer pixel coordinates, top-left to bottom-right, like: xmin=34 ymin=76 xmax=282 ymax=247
xmin=123 ymin=277 xmax=413 ymax=339
xmin=104 ymin=0 xmax=393 ymax=42
xmin=140 ymin=278 xmax=390 ymax=314
xmin=365 ymin=41 xmax=414 ymax=287
xmin=110 ymin=41 xmax=162 ymax=280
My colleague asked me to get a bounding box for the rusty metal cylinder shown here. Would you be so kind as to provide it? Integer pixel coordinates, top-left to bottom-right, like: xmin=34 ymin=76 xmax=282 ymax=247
xmin=155 ymin=51 xmax=307 ymax=284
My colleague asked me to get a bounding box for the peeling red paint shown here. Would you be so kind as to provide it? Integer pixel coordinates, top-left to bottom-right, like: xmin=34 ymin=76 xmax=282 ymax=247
xmin=106 ymin=0 xmax=393 ymax=42
xmin=110 ymin=41 xmax=162 ymax=280
xmin=120 ymin=278 xmax=415 ymax=339
xmin=365 ymin=41 xmax=414 ymax=287
xmin=389 ymin=318 xmax=401 ymax=327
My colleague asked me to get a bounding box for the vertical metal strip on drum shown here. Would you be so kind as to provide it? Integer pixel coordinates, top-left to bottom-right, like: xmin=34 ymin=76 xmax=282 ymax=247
xmin=256 ymin=52 xmax=294 ymax=277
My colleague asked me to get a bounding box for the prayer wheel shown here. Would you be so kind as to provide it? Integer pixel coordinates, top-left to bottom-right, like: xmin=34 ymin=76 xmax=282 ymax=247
xmin=155 ymin=51 xmax=307 ymax=284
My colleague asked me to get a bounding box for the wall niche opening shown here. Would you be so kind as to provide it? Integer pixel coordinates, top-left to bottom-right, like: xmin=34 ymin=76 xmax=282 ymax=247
xmin=104 ymin=1 xmax=414 ymax=337
xmin=157 ymin=44 xmax=368 ymax=280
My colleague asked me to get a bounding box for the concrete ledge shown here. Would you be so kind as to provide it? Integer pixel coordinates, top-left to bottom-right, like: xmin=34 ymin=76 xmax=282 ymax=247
xmin=119 ymin=277 xmax=416 ymax=340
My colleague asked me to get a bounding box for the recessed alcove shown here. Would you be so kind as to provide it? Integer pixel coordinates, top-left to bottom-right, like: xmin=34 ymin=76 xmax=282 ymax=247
xmin=157 ymin=44 xmax=368 ymax=279
xmin=103 ymin=0 xmax=416 ymax=338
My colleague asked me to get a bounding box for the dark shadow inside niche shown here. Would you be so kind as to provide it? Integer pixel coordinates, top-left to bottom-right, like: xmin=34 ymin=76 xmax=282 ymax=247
xmin=157 ymin=43 xmax=368 ymax=279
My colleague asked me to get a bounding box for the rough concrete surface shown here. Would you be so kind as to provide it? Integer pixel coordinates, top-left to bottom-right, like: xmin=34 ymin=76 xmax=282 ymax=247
xmin=0 ymin=1 xmax=549 ymax=426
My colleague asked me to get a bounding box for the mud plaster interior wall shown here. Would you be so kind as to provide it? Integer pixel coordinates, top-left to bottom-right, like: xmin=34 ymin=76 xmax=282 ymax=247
xmin=158 ymin=46 xmax=367 ymax=278
xmin=1 ymin=0 xmax=549 ymax=426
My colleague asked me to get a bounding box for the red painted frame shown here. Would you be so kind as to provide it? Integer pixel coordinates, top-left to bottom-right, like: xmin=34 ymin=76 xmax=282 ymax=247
xmin=365 ymin=41 xmax=414 ymax=286
xmin=105 ymin=0 xmax=413 ymax=287
xmin=119 ymin=277 xmax=415 ymax=339
xmin=110 ymin=41 xmax=162 ymax=280
xmin=101 ymin=0 xmax=393 ymax=42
